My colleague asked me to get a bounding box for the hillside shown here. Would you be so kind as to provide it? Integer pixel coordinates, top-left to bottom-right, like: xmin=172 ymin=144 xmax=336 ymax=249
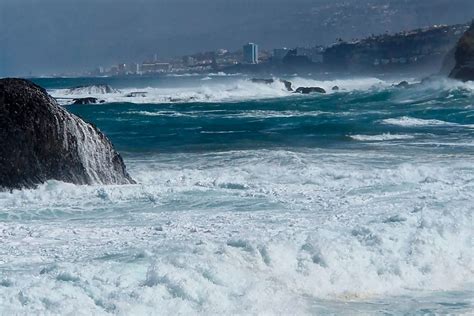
xmin=449 ymin=21 xmax=474 ymax=81
xmin=323 ymin=24 xmax=469 ymax=75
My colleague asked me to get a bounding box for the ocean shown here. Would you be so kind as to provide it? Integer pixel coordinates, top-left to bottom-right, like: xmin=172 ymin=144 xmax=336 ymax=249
xmin=0 ymin=74 xmax=473 ymax=314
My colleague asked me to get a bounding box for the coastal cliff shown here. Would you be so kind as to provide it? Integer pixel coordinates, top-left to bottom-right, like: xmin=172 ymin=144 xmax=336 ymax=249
xmin=222 ymin=24 xmax=469 ymax=76
xmin=449 ymin=21 xmax=474 ymax=81
xmin=0 ymin=78 xmax=135 ymax=190
xmin=323 ymin=24 xmax=468 ymax=75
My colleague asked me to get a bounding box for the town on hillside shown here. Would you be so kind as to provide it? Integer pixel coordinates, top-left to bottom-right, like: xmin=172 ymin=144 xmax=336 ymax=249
xmin=66 ymin=23 xmax=469 ymax=78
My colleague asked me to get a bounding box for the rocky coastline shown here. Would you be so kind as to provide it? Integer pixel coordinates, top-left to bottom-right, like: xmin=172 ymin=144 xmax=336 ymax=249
xmin=0 ymin=79 xmax=135 ymax=190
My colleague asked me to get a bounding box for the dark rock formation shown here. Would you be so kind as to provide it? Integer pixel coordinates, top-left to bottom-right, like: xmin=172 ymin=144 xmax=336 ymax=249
xmin=281 ymin=80 xmax=293 ymax=92
xmin=0 ymin=78 xmax=135 ymax=190
xmin=332 ymin=86 xmax=340 ymax=91
xmin=72 ymin=97 xmax=100 ymax=105
xmin=126 ymin=92 xmax=148 ymax=98
xmin=449 ymin=21 xmax=474 ymax=82
xmin=440 ymin=46 xmax=456 ymax=75
xmin=250 ymin=78 xmax=293 ymax=91
xmin=295 ymin=87 xmax=326 ymax=94
xmin=395 ymin=81 xmax=410 ymax=88
xmin=67 ymin=84 xmax=119 ymax=95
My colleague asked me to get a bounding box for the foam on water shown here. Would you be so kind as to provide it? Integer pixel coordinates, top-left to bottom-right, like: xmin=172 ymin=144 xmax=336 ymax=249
xmin=51 ymin=79 xmax=291 ymax=105
xmin=382 ymin=116 xmax=474 ymax=129
xmin=125 ymin=109 xmax=329 ymax=119
xmin=50 ymin=76 xmax=394 ymax=105
xmin=2 ymin=75 xmax=474 ymax=314
xmin=0 ymin=149 xmax=473 ymax=314
xmin=349 ymin=133 xmax=415 ymax=141
xmin=382 ymin=117 xmax=456 ymax=127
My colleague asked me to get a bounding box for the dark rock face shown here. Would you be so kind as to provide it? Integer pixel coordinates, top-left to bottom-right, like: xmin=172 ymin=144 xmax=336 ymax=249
xmin=440 ymin=46 xmax=456 ymax=75
xmin=395 ymin=81 xmax=410 ymax=88
xmin=0 ymin=78 xmax=135 ymax=190
xmin=281 ymin=80 xmax=293 ymax=92
xmin=72 ymin=97 xmax=100 ymax=105
xmin=450 ymin=21 xmax=474 ymax=82
xmin=332 ymin=86 xmax=340 ymax=91
xmin=295 ymin=87 xmax=326 ymax=94
xmin=126 ymin=92 xmax=148 ymax=98
xmin=250 ymin=78 xmax=293 ymax=91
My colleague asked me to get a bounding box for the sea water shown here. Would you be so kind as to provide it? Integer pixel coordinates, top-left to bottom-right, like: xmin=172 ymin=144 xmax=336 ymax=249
xmin=0 ymin=74 xmax=473 ymax=314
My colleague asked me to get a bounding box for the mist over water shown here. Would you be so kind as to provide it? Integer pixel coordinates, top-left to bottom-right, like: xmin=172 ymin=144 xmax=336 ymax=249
xmin=1 ymin=75 xmax=473 ymax=314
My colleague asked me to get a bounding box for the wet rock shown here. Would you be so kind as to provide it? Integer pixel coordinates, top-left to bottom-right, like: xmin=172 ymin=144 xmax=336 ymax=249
xmin=0 ymin=78 xmax=135 ymax=190
xmin=395 ymin=81 xmax=410 ymax=88
xmin=126 ymin=92 xmax=148 ymax=97
xmin=450 ymin=20 xmax=474 ymax=82
xmin=295 ymin=87 xmax=326 ymax=94
xmin=280 ymin=80 xmax=294 ymax=92
xmin=250 ymin=78 xmax=293 ymax=91
xmin=332 ymin=86 xmax=340 ymax=91
xmin=72 ymin=97 xmax=100 ymax=105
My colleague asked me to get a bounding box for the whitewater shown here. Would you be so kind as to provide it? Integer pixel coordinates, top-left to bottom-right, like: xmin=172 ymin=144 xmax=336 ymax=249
xmin=0 ymin=75 xmax=473 ymax=315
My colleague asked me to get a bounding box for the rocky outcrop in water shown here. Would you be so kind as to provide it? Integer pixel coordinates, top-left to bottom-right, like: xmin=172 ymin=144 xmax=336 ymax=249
xmin=0 ymin=78 xmax=135 ymax=190
xmin=281 ymin=80 xmax=293 ymax=92
xmin=67 ymin=84 xmax=119 ymax=95
xmin=250 ymin=78 xmax=293 ymax=91
xmin=126 ymin=92 xmax=148 ymax=98
xmin=395 ymin=81 xmax=410 ymax=88
xmin=72 ymin=97 xmax=105 ymax=105
xmin=295 ymin=87 xmax=326 ymax=94
xmin=449 ymin=21 xmax=474 ymax=82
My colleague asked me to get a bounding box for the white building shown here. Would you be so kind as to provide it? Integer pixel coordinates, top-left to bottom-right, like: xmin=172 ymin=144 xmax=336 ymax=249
xmin=243 ymin=43 xmax=259 ymax=64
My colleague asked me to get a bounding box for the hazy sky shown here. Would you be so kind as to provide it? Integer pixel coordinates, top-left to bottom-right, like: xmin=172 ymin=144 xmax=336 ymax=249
xmin=1 ymin=0 xmax=473 ymax=76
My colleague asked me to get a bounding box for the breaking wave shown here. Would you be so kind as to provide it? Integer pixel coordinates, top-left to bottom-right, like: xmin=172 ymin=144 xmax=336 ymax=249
xmin=382 ymin=116 xmax=474 ymax=129
xmin=349 ymin=133 xmax=415 ymax=141
xmin=49 ymin=77 xmax=392 ymax=105
xmin=0 ymin=150 xmax=473 ymax=314
xmin=381 ymin=117 xmax=454 ymax=127
xmin=3 ymin=74 xmax=474 ymax=314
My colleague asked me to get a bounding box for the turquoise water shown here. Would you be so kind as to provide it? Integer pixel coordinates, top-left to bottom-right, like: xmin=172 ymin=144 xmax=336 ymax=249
xmin=0 ymin=75 xmax=473 ymax=314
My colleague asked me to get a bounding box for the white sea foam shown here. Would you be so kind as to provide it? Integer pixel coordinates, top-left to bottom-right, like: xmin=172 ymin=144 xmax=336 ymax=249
xmin=50 ymin=77 xmax=391 ymax=105
xmin=382 ymin=116 xmax=474 ymax=129
xmin=50 ymin=79 xmax=291 ymax=105
xmin=65 ymin=84 xmax=120 ymax=95
xmin=48 ymin=75 xmax=474 ymax=106
xmin=3 ymin=75 xmax=474 ymax=314
xmin=350 ymin=133 xmax=415 ymax=141
xmin=0 ymin=149 xmax=473 ymax=314
xmin=125 ymin=109 xmax=329 ymax=119
xmin=289 ymin=77 xmax=388 ymax=92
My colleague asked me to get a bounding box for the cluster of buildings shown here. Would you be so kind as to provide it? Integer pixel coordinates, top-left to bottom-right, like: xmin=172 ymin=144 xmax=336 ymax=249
xmin=89 ymin=42 xmax=325 ymax=76
xmin=85 ymin=23 xmax=467 ymax=77
xmin=92 ymin=55 xmax=172 ymax=76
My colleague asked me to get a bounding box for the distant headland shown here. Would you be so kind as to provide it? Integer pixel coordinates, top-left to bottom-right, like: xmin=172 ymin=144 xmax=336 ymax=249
xmin=45 ymin=22 xmax=472 ymax=79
